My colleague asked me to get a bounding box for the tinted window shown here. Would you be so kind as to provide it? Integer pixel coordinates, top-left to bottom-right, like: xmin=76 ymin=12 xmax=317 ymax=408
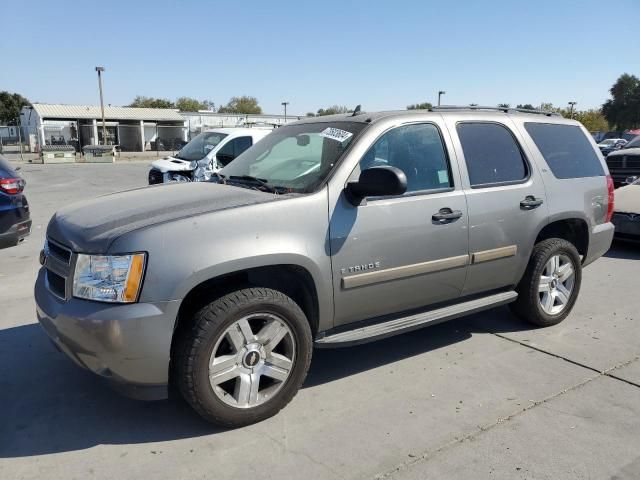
xmin=217 ymin=137 xmax=253 ymax=166
xmin=0 ymin=155 xmax=18 ymax=178
xmin=457 ymin=123 xmax=527 ymax=186
xmin=357 ymin=123 xmax=452 ymax=194
xmin=524 ymin=123 xmax=604 ymax=179
xmin=234 ymin=136 xmax=253 ymax=155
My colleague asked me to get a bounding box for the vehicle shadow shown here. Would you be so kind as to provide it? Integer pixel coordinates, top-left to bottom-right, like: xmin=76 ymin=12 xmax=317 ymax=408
xmin=604 ymin=241 xmax=640 ymax=260
xmin=0 ymin=306 xmax=530 ymax=458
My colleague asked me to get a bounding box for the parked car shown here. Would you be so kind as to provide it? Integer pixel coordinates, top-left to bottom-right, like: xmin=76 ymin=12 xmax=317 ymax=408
xmin=148 ymin=128 xmax=271 ymax=184
xmin=0 ymin=155 xmax=31 ymax=249
xmin=597 ymin=138 xmax=627 ymax=157
xmin=605 ymin=135 xmax=640 ymax=187
xmin=612 ymin=176 xmax=640 ymax=242
xmin=36 ymin=108 xmax=614 ymax=427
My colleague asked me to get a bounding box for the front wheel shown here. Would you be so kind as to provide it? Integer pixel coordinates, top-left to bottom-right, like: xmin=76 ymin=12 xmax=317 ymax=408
xmin=510 ymin=238 xmax=582 ymax=327
xmin=175 ymin=288 xmax=312 ymax=427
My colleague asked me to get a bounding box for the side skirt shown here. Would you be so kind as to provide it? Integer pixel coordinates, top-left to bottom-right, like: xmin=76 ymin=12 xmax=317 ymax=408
xmin=315 ymin=290 xmax=517 ymax=348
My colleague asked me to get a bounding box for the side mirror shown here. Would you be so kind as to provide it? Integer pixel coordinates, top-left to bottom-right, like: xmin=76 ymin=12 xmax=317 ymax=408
xmin=624 ymin=176 xmax=639 ymax=185
xmin=345 ymin=166 xmax=407 ymax=205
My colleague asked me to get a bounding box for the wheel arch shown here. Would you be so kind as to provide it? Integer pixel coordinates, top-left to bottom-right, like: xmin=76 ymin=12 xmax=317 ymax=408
xmin=170 ymin=262 xmax=321 ymax=361
xmin=534 ymin=217 xmax=589 ymax=260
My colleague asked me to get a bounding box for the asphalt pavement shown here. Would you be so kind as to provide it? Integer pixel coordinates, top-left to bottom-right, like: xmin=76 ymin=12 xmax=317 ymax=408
xmin=0 ymin=161 xmax=638 ymax=479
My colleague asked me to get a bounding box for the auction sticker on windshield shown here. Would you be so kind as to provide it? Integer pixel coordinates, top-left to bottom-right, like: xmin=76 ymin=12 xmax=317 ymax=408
xmin=320 ymin=127 xmax=354 ymax=143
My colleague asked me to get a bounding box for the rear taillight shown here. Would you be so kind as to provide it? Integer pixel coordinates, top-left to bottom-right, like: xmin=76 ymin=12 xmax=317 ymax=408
xmin=0 ymin=178 xmax=24 ymax=194
xmin=605 ymin=174 xmax=615 ymax=223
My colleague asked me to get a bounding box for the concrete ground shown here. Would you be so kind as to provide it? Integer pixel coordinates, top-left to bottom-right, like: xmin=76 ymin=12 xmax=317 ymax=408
xmin=0 ymin=162 xmax=639 ymax=480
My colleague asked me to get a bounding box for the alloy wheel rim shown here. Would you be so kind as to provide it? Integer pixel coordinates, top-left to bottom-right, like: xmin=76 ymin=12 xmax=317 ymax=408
xmin=538 ymin=253 xmax=575 ymax=315
xmin=208 ymin=313 xmax=296 ymax=408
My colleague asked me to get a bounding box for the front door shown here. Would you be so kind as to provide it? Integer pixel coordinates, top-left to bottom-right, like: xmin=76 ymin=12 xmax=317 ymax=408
xmin=329 ymin=122 xmax=470 ymax=326
xmin=442 ymin=117 xmax=549 ymax=296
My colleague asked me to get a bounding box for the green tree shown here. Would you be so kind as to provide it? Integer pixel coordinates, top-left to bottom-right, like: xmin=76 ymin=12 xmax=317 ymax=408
xmin=175 ymin=97 xmax=214 ymax=112
xmin=316 ymin=105 xmax=350 ymax=116
xmin=218 ymin=96 xmax=262 ymax=114
xmin=602 ymin=73 xmax=640 ymax=130
xmin=0 ymin=91 xmax=31 ymax=125
xmin=571 ymin=109 xmax=610 ymax=132
xmin=516 ymin=104 xmax=536 ymax=110
xmin=128 ymin=96 xmax=175 ymax=109
xmin=305 ymin=112 xmax=316 ymax=117
xmin=497 ymin=103 xmax=510 ymax=108
xmin=407 ymin=102 xmax=433 ymax=110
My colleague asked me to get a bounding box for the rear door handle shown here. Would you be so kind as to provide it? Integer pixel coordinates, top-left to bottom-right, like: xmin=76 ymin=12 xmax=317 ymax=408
xmin=432 ymin=208 xmax=463 ymax=223
xmin=520 ymin=196 xmax=544 ymax=209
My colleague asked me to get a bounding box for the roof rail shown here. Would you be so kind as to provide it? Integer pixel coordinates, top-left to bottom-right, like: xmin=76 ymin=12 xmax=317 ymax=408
xmin=429 ymin=105 xmax=561 ymax=117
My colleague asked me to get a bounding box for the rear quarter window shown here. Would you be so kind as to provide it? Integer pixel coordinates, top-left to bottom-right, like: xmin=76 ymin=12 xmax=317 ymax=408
xmin=524 ymin=123 xmax=604 ymax=179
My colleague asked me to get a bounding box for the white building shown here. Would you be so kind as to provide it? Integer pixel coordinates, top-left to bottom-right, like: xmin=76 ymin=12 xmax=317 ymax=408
xmin=20 ymin=104 xmax=186 ymax=152
xmin=19 ymin=104 xmax=303 ymax=152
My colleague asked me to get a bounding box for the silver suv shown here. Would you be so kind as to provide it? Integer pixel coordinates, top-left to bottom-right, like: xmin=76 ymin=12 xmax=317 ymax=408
xmin=35 ymin=107 xmax=614 ymax=427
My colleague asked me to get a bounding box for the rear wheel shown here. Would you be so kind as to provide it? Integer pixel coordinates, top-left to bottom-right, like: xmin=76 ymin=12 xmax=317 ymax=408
xmin=175 ymin=288 xmax=312 ymax=427
xmin=510 ymin=238 xmax=582 ymax=327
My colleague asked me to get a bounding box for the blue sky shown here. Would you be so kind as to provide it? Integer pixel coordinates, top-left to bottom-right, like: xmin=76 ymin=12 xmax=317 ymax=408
xmin=2 ymin=0 xmax=638 ymax=115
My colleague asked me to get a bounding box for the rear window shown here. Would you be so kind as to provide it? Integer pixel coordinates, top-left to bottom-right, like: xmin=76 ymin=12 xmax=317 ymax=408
xmin=524 ymin=123 xmax=604 ymax=179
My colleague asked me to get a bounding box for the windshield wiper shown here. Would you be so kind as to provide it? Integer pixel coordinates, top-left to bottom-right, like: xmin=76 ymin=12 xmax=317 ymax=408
xmin=228 ymin=175 xmax=283 ymax=193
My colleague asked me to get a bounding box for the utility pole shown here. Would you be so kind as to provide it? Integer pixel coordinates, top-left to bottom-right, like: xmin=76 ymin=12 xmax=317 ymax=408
xmin=16 ymin=116 xmax=24 ymax=162
xmin=568 ymin=101 xmax=577 ymax=119
xmin=281 ymin=101 xmax=289 ymax=123
xmin=95 ymin=66 xmax=107 ymax=145
xmin=438 ymin=90 xmax=446 ymax=106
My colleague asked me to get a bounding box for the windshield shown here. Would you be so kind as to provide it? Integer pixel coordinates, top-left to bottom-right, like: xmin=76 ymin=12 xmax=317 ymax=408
xmin=175 ymin=132 xmax=228 ymax=161
xmin=624 ymin=136 xmax=640 ymax=149
xmin=219 ymin=121 xmax=367 ymax=193
xmin=599 ymin=139 xmax=617 ymax=146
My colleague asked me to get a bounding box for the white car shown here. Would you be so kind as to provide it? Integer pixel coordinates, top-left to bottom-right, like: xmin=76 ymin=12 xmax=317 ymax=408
xmin=148 ymin=128 xmax=271 ymax=184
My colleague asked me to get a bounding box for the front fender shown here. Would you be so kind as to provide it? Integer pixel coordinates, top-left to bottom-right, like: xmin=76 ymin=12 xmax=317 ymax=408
xmin=109 ymin=191 xmax=334 ymax=330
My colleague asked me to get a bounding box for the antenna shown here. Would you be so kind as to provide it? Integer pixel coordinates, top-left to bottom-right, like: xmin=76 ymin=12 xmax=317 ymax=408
xmin=351 ymin=105 xmax=362 ymax=116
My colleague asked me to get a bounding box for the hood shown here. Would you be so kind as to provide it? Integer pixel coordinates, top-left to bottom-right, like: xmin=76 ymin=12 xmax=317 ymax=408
xmin=151 ymin=156 xmax=194 ymax=172
xmin=47 ymin=183 xmax=278 ymax=253
xmin=614 ymin=184 xmax=640 ymax=214
xmin=608 ymin=147 xmax=640 ymax=158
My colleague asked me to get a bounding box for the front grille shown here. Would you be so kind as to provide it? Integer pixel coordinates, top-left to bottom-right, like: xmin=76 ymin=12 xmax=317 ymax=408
xmin=607 ymin=155 xmax=640 ymax=170
xmin=607 ymin=157 xmax=623 ymax=168
xmin=46 ymin=269 xmax=66 ymax=298
xmin=48 ymin=239 xmax=72 ymax=264
xmin=148 ymin=168 xmax=163 ymax=185
xmin=44 ymin=238 xmax=74 ymax=299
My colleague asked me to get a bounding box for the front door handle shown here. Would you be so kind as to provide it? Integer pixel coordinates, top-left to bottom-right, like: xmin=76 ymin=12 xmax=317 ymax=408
xmin=432 ymin=208 xmax=463 ymax=223
xmin=520 ymin=196 xmax=544 ymax=209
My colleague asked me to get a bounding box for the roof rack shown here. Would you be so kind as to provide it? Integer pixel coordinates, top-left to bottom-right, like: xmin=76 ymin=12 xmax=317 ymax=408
xmin=429 ymin=105 xmax=561 ymax=117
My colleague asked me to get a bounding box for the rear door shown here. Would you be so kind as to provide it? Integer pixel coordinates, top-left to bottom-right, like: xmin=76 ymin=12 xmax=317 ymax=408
xmin=442 ymin=117 xmax=549 ymax=295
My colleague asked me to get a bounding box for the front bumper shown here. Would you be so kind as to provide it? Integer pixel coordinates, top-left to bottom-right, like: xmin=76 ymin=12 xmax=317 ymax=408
xmin=0 ymin=219 xmax=32 ymax=248
xmin=612 ymin=212 xmax=640 ymax=243
xmin=35 ymin=268 xmax=180 ymax=400
xmin=583 ymin=222 xmax=615 ymax=267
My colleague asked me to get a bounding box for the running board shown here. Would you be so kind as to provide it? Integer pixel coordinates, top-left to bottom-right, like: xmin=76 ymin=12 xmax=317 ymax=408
xmin=315 ymin=291 xmax=518 ymax=348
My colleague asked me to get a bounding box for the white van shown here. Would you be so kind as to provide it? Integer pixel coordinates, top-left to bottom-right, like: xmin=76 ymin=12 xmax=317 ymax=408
xmin=148 ymin=128 xmax=270 ymax=184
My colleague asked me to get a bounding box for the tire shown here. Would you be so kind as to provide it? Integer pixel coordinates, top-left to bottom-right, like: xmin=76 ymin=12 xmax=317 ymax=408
xmin=510 ymin=238 xmax=582 ymax=327
xmin=175 ymin=287 xmax=312 ymax=427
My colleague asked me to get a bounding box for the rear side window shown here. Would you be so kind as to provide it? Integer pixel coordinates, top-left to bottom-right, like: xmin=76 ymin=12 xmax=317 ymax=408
xmin=457 ymin=122 xmax=528 ymax=187
xmin=524 ymin=123 xmax=604 ymax=179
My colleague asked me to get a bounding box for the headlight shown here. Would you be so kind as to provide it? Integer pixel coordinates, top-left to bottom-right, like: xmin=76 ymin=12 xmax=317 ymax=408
xmin=73 ymin=253 xmax=146 ymax=303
